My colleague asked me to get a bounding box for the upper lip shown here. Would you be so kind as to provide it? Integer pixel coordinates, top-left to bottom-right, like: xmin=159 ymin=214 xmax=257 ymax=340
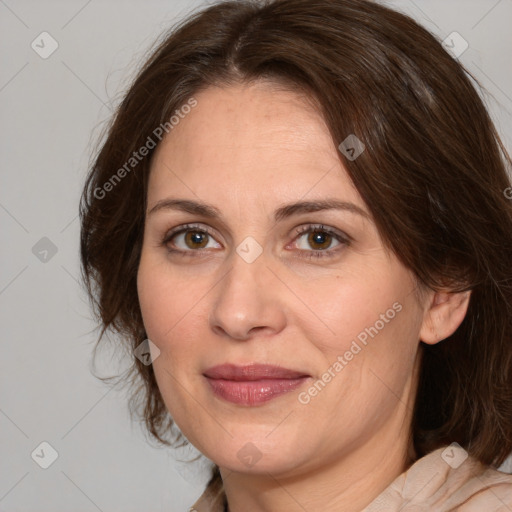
xmin=203 ymin=363 xmax=310 ymax=381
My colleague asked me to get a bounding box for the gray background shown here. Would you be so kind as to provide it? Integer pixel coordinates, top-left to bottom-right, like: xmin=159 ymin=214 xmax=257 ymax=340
xmin=1 ymin=1 xmax=511 ymax=511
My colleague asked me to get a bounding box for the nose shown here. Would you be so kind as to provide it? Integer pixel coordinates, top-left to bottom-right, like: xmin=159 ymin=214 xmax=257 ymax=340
xmin=209 ymin=247 xmax=287 ymax=341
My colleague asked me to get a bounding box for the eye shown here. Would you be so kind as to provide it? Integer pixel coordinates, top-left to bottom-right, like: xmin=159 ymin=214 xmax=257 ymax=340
xmin=290 ymin=224 xmax=350 ymax=259
xmin=162 ymin=224 xmax=221 ymax=255
xmin=161 ymin=223 xmax=350 ymax=260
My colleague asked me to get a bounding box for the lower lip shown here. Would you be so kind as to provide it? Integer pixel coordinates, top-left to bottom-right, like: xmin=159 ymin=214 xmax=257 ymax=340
xmin=205 ymin=376 xmax=310 ymax=406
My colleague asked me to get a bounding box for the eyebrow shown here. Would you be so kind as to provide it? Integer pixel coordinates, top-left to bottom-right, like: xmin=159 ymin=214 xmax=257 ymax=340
xmin=147 ymin=198 xmax=371 ymax=222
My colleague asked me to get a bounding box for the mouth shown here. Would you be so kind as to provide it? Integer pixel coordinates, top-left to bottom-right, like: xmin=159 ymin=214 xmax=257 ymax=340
xmin=203 ymin=363 xmax=311 ymax=406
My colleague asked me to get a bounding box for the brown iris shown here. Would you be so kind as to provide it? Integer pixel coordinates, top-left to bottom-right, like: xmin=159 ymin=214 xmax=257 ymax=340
xmin=184 ymin=230 xmax=209 ymax=249
xmin=307 ymin=230 xmax=332 ymax=250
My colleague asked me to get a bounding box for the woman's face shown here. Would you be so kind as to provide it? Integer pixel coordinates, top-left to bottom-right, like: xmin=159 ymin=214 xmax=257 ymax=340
xmin=137 ymin=81 xmax=427 ymax=476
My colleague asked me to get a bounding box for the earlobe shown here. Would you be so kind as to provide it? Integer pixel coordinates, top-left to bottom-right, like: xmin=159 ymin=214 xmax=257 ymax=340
xmin=419 ymin=290 xmax=471 ymax=345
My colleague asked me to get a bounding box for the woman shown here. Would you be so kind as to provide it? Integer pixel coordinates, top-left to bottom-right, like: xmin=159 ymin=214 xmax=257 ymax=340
xmin=79 ymin=0 xmax=512 ymax=510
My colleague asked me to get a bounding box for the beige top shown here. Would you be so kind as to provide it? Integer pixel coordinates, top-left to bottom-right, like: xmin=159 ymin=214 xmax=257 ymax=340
xmin=189 ymin=445 xmax=512 ymax=511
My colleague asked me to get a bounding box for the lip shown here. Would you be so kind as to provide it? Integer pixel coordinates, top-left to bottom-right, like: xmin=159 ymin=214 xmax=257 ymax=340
xmin=203 ymin=364 xmax=311 ymax=406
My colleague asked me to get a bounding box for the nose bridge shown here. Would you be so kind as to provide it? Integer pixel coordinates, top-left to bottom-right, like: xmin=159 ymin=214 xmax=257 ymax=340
xmin=222 ymin=235 xmax=268 ymax=297
xmin=209 ymin=241 xmax=286 ymax=340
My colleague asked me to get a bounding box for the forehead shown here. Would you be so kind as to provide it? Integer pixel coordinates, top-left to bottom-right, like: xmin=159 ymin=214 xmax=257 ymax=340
xmin=148 ymin=82 xmax=361 ymax=207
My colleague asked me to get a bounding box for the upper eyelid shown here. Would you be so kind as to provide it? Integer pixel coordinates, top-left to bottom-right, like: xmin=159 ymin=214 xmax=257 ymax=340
xmin=164 ymin=223 xmax=218 ymax=240
xmin=293 ymin=224 xmax=352 ymax=242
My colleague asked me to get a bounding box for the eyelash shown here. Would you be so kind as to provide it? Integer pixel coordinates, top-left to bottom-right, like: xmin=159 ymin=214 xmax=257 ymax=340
xmin=161 ymin=223 xmax=350 ymax=260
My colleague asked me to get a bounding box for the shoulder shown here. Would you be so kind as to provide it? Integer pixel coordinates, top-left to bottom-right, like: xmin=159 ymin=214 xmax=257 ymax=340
xmin=365 ymin=445 xmax=512 ymax=511
xmin=455 ymin=463 xmax=512 ymax=511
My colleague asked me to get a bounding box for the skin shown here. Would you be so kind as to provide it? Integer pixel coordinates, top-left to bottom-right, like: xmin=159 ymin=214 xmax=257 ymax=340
xmin=137 ymin=81 xmax=470 ymax=512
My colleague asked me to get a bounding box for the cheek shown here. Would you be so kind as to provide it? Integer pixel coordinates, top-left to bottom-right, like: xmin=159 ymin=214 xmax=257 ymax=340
xmin=293 ymin=268 xmax=408 ymax=356
xmin=137 ymin=254 xmax=177 ymax=341
xmin=136 ymin=257 xmax=208 ymax=419
xmin=317 ymin=281 xmax=420 ymax=408
xmin=137 ymin=255 xmax=210 ymax=356
xmin=137 ymin=260 xmax=170 ymax=340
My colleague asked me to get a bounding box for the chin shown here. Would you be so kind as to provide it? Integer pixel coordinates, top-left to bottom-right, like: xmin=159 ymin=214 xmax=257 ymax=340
xmin=204 ymin=434 xmax=311 ymax=476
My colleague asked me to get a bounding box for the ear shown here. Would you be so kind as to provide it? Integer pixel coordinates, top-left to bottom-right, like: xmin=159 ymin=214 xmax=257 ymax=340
xmin=419 ymin=289 xmax=471 ymax=345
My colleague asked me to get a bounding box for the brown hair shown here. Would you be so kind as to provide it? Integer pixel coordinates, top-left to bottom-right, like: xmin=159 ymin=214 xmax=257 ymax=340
xmin=79 ymin=0 xmax=512 ymax=492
